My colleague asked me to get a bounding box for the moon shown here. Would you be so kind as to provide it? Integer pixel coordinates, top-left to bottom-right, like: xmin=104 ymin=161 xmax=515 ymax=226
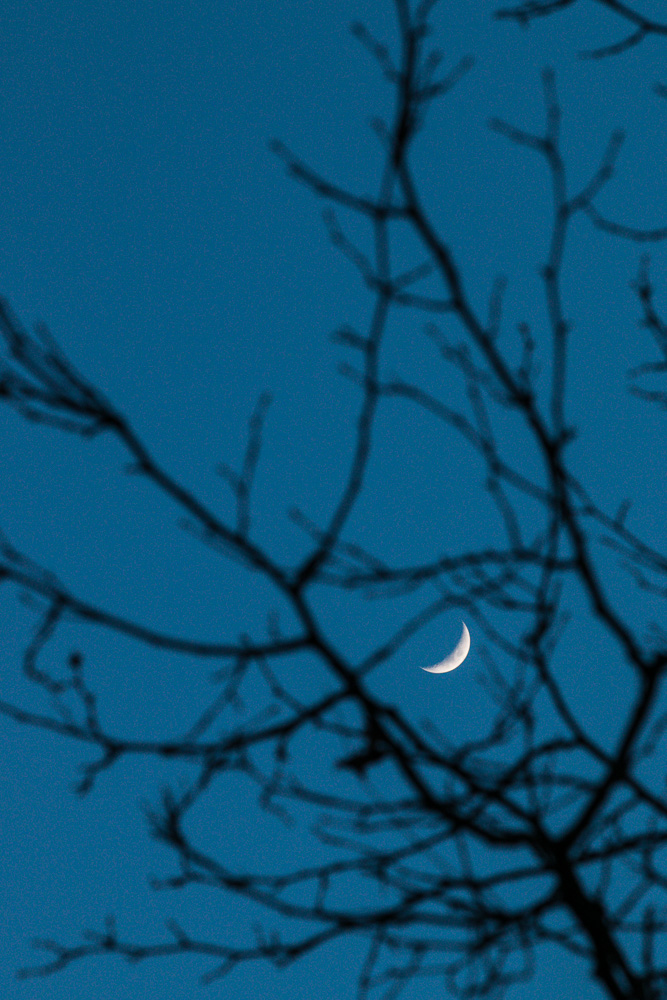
xmin=421 ymin=622 xmax=470 ymax=674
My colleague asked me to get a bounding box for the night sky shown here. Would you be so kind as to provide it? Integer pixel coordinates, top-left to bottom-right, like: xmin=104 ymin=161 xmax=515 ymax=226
xmin=2 ymin=2 xmax=667 ymax=998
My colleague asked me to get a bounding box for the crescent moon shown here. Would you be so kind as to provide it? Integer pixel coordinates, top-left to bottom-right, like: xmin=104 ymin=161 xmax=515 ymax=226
xmin=421 ymin=622 xmax=470 ymax=674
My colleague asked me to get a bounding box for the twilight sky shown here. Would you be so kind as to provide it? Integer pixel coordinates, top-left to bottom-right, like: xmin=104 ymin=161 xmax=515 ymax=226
xmin=1 ymin=2 xmax=667 ymax=998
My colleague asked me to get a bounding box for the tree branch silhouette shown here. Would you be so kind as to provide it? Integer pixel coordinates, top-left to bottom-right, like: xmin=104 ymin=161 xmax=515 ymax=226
xmin=3 ymin=2 xmax=667 ymax=998
xmin=495 ymin=0 xmax=667 ymax=60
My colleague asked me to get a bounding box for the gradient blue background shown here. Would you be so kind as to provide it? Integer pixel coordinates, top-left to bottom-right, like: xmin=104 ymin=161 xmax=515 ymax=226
xmin=1 ymin=1 xmax=666 ymax=997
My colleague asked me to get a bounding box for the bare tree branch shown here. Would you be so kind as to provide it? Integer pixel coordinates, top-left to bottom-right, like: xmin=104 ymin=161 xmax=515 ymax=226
xmin=3 ymin=2 xmax=667 ymax=999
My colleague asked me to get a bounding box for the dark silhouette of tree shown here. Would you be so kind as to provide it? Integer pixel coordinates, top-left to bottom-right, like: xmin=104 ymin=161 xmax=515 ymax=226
xmin=3 ymin=1 xmax=667 ymax=998
xmin=496 ymin=0 xmax=667 ymax=59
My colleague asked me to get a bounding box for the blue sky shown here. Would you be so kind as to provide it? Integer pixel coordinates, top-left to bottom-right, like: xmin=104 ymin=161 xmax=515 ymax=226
xmin=1 ymin=2 xmax=667 ymax=998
